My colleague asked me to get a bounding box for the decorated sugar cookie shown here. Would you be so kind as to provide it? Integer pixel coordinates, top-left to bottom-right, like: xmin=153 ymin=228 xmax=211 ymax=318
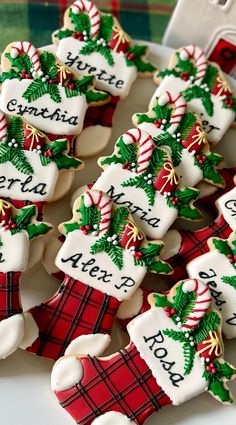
xmin=94 ymin=128 xmax=202 ymax=239
xmin=0 ymin=41 xmax=110 ymax=139
xmin=154 ymin=45 xmax=236 ymax=144
xmin=187 ymin=232 xmax=236 ymax=339
xmin=20 ymin=189 xmax=172 ymax=360
xmin=51 ymin=279 xmax=236 ymax=425
xmin=0 ymin=111 xmax=83 ymax=212
xmin=0 ymin=201 xmax=52 ymax=359
xmin=133 ymin=89 xmax=224 ymax=187
xmin=53 ymin=0 xmax=156 ymax=157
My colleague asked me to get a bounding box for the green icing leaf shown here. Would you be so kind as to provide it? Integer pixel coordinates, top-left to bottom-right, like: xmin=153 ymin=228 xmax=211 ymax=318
xmin=176 ymin=112 xmax=196 ymax=140
xmin=6 ymin=116 xmax=24 ymax=146
xmin=173 ymin=187 xmax=202 ymax=220
xmin=122 ymin=175 xmax=156 ymax=206
xmin=208 ymin=378 xmax=233 ymax=404
xmin=214 ymin=361 xmax=236 ymax=380
xmin=55 ymin=29 xmax=74 ymax=40
xmin=221 ymin=275 xmax=236 ymax=290
xmin=54 ymin=154 xmax=82 ymax=170
xmin=10 ymin=149 xmax=34 ymax=175
xmin=86 ymin=90 xmax=109 ymax=104
xmin=110 ymin=206 xmax=129 ymax=236
xmin=22 ymin=79 xmax=48 ymax=103
xmin=40 ymin=51 xmax=58 ymax=80
xmin=196 ymin=153 xmax=224 ymax=186
xmin=0 ymin=69 xmax=21 ymax=82
xmin=5 ymin=52 xmax=32 ymax=74
xmin=163 ymin=329 xmax=196 ymax=375
xmin=195 ymin=311 xmax=221 ymax=344
xmin=80 ymin=41 xmax=114 ymax=66
xmin=173 ymin=283 xmax=197 ymax=323
xmin=48 ymin=83 xmax=61 ymax=103
xmin=152 ymin=294 xmax=172 ymax=309
xmin=202 ymin=64 xmax=218 ymax=89
xmin=69 ymin=9 xmax=91 ymax=35
xmin=64 ymin=222 xmax=80 ymax=234
xmin=78 ymin=197 xmax=101 ymax=229
xmin=212 ymin=238 xmax=232 ymax=257
xmin=183 ymin=85 xmax=214 ymax=117
xmin=99 ymin=14 xmax=114 ymax=42
xmin=26 ymin=223 xmax=52 ymax=239
xmin=148 ymin=259 xmax=173 ymax=274
xmin=14 ymin=205 xmax=36 ymax=227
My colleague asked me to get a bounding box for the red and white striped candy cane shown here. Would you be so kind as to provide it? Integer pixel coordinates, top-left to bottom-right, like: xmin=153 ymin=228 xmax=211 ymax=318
xmin=0 ymin=111 xmax=7 ymax=142
xmin=83 ymin=190 xmax=112 ymax=235
xmin=122 ymin=128 xmax=154 ymax=174
xmin=158 ymin=91 xmax=186 ymax=135
xmin=10 ymin=41 xmax=41 ymax=75
xmin=181 ymin=279 xmax=211 ymax=330
xmin=179 ymin=45 xmax=207 ymax=83
xmin=71 ymin=0 xmax=100 ymax=38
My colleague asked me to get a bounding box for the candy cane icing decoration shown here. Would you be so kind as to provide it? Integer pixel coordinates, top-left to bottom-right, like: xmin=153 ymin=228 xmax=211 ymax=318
xmin=71 ymin=0 xmax=100 ymax=38
xmin=122 ymin=128 xmax=154 ymax=174
xmin=158 ymin=92 xmax=186 ymax=135
xmin=83 ymin=190 xmax=112 ymax=234
xmin=181 ymin=279 xmax=211 ymax=330
xmin=10 ymin=41 xmax=41 ymax=75
xmin=179 ymin=45 xmax=208 ymax=83
xmin=0 ymin=111 xmax=7 ymax=141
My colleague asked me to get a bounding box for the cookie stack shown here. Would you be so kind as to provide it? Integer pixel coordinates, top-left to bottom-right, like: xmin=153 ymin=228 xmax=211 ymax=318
xmin=0 ymin=1 xmax=236 ymax=424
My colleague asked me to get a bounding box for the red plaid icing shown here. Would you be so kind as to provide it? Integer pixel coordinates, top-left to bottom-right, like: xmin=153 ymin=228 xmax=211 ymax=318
xmin=169 ymin=214 xmax=232 ymax=283
xmin=0 ymin=272 xmax=22 ymax=321
xmin=26 ymin=275 xmax=120 ymax=360
xmin=55 ymin=342 xmax=171 ymax=424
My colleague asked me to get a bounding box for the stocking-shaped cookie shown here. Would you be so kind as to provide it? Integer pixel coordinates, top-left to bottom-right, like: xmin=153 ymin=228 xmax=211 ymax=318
xmin=53 ymin=0 xmax=156 ymax=157
xmin=0 ymin=41 xmax=110 ymax=139
xmin=133 ymin=89 xmax=224 ymax=187
xmin=0 ymin=201 xmax=52 ymax=359
xmin=0 ymin=111 xmax=83 ymax=214
xmin=93 ymin=128 xmax=201 ymax=239
xmin=154 ymin=45 xmax=236 ymax=144
xmin=51 ymin=279 xmax=236 ymax=425
xmin=187 ymin=232 xmax=236 ymax=339
xmin=20 ymin=189 xmax=172 ymax=360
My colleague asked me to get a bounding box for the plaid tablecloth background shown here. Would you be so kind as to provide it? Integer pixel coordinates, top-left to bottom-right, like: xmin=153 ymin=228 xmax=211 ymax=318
xmin=0 ymin=0 xmax=176 ymax=52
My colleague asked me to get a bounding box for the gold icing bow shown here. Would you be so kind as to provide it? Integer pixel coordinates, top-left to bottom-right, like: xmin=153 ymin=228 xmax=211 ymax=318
xmin=215 ymin=75 xmax=232 ymax=97
xmin=187 ymin=125 xmax=207 ymax=151
xmin=198 ymin=331 xmax=223 ymax=358
xmin=124 ymin=220 xmax=144 ymax=249
xmin=160 ymin=162 xmax=180 ymax=193
xmin=111 ymin=25 xmax=131 ymax=52
xmin=0 ymin=200 xmax=11 ymax=215
xmin=57 ymin=64 xmax=72 ymax=84
xmin=25 ymin=124 xmax=45 ymax=150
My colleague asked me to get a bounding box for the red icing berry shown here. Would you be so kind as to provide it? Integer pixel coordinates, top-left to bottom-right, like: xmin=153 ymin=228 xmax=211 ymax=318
xmin=122 ymin=160 xmax=130 ymax=170
xmin=164 ymin=306 xmax=171 ymax=312
xmin=180 ymin=71 xmax=190 ymax=81
xmin=49 ymin=79 xmax=55 ymax=84
xmin=69 ymin=83 xmax=75 ymax=90
xmin=212 ymin=368 xmax=217 ymax=374
xmin=26 ymin=74 xmax=32 ymax=79
xmin=85 ymin=225 xmax=91 ymax=230
xmin=4 ymin=225 xmax=10 ymax=230
xmin=11 ymin=223 xmax=17 ymax=229
xmin=206 ymin=365 xmax=211 ymax=372
xmin=171 ymin=308 xmax=176 ymax=315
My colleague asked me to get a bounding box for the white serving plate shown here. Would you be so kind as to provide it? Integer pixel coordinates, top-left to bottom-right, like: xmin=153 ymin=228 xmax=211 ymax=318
xmin=0 ymin=42 xmax=236 ymax=425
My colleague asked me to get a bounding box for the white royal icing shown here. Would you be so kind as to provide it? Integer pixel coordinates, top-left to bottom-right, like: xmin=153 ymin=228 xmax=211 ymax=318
xmin=187 ymin=249 xmax=236 ymax=339
xmin=91 ymin=412 xmax=135 ymax=425
xmin=0 ymin=230 xmax=29 ymax=272
xmin=93 ymin=164 xmax=177 ymax=239
xmin=0 ymin=313 xmax=24 ymax=359
xmin=51 ymin=356 xmax=83 ymax=392
xmin=55 ymin=229 xmax=147 ymax=301
xmin=65 ymin=333 xmax=111 ymax=356
xmin=0 ymin=78 xmax=87 ymax=135
xmin=128 ymin=308 xmax=207 ymax=405
xmin=19 ymin=312 xmax=39 ymax=350
xmin=217 ymin=186 xmax=236 ymax=231
xmin=117 ymin=287 xmax=144 ymax=320
xmin=0 ymin=151 xmax=59 ymax=202
xmin=56 ymin=38 xmax=137 ymax=98
xmin=151 ymin=75 xmax=235 ymax=144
